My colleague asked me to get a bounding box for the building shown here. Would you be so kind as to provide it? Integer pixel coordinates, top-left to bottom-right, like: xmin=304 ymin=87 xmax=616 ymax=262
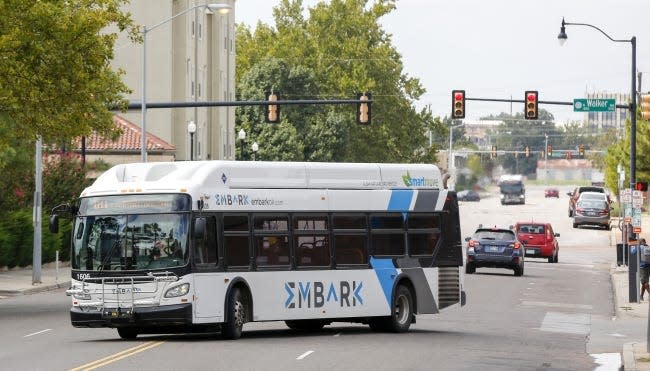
xmin=73 ymin=116 xmax=175 ymax=177
xmin=584 ymin=91 xmax=630 ymax=133
xmin=111 ymin=0 xmax=235 ymax=161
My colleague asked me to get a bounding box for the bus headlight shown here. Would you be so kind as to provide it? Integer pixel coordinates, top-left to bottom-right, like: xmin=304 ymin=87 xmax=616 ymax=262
xmin=164 ymin=283 xmax=190 ymax=298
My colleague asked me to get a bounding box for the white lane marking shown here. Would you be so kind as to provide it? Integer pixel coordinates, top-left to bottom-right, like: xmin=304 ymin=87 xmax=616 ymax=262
xmin=521 ymin=300 xmax=593 ymax=310
xmin=591 ymin=352 xmax=621 ymax=370
xmin=296 ymin=350 xmax=314 ymax=360
xmin=23 ymin=329 xmax=52 ymax=338
xmin=333 ymin=332 xmax=341 ymax=337
xmin=540 ymin=312 xmax=590 ymax=335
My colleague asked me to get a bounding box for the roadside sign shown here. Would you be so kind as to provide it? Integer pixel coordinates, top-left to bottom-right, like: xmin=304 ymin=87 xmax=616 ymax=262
xmin=573 ymin=98 xmax=616 ymax=112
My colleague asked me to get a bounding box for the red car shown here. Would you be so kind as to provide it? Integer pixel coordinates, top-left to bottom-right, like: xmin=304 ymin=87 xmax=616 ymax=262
xmin=544 ymin=188 xmax=559 ymax=198
xmin=514 ymin=222 xmax=559 ymax=263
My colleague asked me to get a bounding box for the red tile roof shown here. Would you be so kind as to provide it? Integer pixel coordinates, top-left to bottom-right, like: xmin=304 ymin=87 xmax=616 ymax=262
xmin=74 ymin=115 xmax=175 ymax=152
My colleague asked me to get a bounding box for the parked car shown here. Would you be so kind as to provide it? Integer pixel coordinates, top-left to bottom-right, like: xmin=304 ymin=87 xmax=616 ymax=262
xmin=544 ymin=188 xmax=559 ymax=198
xmin=515 ymin=222 xmax=559 ymax=263
xmin=567 ymin=186 xmax=610 ymax=217
xmin=457 ymin=190 xmax=480 ymax=202
xmin=465 ymin=226 xmax=524 ymax=276
xmin=573 ymin=196 xmax=611 ymax=230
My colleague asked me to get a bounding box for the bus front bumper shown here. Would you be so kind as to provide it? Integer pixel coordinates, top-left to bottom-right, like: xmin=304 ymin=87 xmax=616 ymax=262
xmin=70 ymin=303 xmax=193 ymax=328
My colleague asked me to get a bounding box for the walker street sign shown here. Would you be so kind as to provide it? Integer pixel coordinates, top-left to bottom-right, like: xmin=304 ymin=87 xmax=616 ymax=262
xmin=573 ymin=98 xmax=615 ymax=112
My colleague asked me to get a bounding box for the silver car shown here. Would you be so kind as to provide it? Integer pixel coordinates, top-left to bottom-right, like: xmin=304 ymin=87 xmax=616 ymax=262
xmin=572 ymin=196 xmax=610 ymax=229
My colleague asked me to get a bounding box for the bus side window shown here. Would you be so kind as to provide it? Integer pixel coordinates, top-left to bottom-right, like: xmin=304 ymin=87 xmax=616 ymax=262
xmin=194 ymin=216 xmax=217 ymax=266
xmin=223 ymin=215 xmax=250 ymax=268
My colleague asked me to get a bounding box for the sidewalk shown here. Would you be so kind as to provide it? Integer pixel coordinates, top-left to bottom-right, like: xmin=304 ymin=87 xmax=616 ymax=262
xmin=0 ymin=261 xmax=71 ymax=297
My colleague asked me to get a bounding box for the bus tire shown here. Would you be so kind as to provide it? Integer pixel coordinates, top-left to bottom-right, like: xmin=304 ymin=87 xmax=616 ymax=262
xmin=221 ymin=287 xmax=246 ymax=340
xmin=388 ymin=285 xmax=414 ymax=333
xmin=117 ymin=328 xmax=138 ymax=340
xmin=285 ymin=320 xmax=326 ymax=331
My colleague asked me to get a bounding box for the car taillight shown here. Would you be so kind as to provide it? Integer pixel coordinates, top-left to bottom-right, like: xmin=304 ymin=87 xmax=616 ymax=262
xmin=598 ymin=209 xmax=608 ymax=216
xmin=468 ymin=239 xmax=477 ymax=248
xmin=511 ymin=242 xmax=521 ymax=249
xmin=576 ymin=208 xmax=585 ymax=215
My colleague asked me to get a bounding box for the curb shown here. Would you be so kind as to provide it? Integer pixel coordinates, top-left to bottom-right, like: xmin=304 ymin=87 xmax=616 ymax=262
xmin=0 ymin=281 xmax=70 ymax=297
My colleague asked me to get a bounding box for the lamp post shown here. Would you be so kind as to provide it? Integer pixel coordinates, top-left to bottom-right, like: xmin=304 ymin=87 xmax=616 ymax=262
xmin=187 ymin=121 xmax=196 ymax=161
xmin=140 ymin=3 xmax=232 ymax=163
xmin=557 ymin=18 xmax=637 ymax=190
xmin=251 ymin=142 xmax=259 ymax=161
xmin=237 ymin=128 xmax=246 ymax=160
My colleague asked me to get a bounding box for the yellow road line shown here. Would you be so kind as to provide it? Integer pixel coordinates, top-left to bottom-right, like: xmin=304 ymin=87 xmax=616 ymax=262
xmin=69 ymin=340 xmax=165 ymax=371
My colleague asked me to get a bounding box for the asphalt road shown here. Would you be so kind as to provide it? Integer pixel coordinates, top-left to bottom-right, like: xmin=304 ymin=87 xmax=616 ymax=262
xmin=0 ymin=185 xmax=632 ymax=370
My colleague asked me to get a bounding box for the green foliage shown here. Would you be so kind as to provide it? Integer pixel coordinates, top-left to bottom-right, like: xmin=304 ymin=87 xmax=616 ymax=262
xmin=0 ymin=0 xmax=138 ymax=151
xmin=0 ymin=210 xmax=71 ymax=268
xmin=604 ymin=117 xmax=650 ymax=197
xmin=43 ymin=152 xmax=90 ymax=211
xmin=235 ymin=0 xmax=443 ymax=163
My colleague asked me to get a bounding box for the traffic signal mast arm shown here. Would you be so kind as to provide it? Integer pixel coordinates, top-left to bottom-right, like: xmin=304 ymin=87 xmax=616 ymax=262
xmin=123 ymin=98 xmax=373 ymax=110
xmin=463 ymin=96 xmax=629 ymax=109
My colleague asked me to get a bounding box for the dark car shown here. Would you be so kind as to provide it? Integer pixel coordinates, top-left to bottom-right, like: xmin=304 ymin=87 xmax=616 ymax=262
xmin=457 ymin=190 xmax=480 ymax=202
xmin=567 ymin=186 xmax=609 ymax=217
xmin=465 ymin=226 xmax=524 ymax=276
xmin=544 ymin=188 xmax=559 ymax=198
xmin=515 ymin=222 xmax=559 ymax=263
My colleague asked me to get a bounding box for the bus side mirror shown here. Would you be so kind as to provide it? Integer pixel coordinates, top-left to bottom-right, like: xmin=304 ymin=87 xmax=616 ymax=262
xmin=194 ymin=217 xmax=206 ymax=239
xmin=49 ymin=214 xmax=59 ymax=234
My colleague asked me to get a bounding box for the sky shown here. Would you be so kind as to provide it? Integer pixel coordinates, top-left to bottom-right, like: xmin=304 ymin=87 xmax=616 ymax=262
xmin=235 ymin=0 xmax=650 ymax=124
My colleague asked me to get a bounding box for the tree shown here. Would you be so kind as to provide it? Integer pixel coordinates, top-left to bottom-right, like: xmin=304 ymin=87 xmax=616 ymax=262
xmin=604 ymin=117 xmax=650 ymax=197
xmin=235 ymin=0 xmax=443 ymax=163
xmin=0 ymin=0 xmax=138 ymax=157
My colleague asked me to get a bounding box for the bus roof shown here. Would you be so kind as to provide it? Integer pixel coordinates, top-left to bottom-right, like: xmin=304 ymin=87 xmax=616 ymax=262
xmin=82 ymin=161 xmax=443 ymax=196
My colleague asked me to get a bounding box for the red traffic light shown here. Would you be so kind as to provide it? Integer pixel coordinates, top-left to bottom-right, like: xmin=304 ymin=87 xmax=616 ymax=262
xmin=635 ymin=181 xmax=648 ymax=192
xmin=451 ymin=90 xmax=465 ymax=119
xmin=524 ymin=90 xmax=538 ymax=120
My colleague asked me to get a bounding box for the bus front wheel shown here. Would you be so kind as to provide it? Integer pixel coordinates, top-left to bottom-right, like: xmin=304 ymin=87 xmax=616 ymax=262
xmin=221 ymin=287 xmax=246 ymax=340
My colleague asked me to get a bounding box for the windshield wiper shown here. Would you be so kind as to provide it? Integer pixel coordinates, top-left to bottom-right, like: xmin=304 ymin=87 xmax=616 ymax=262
xmin=98 ymin=237 xmax=121 ymax=271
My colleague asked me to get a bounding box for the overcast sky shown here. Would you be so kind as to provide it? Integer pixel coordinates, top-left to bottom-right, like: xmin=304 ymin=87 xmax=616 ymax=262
xmin=236 ymin=0 xmax=650 ymax=123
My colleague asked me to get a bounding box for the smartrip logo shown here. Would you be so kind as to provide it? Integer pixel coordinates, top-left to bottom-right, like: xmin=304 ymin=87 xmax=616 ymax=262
xmin=402 ymin=171 xmax=438 ymax=187
xmin=284 ymin=281 xmax=363 ymax=309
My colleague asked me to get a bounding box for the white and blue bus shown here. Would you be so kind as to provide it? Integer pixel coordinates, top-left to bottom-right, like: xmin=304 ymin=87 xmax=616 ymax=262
xmin=49 ymin=161 xmax=465 ymax=340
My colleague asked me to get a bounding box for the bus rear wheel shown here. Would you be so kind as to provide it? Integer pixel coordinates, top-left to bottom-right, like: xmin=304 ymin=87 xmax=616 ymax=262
xmin=369 ymin=285 xmax=414 ymax=333
xmin=221 ymin=287 xmax=246 ymax=340
xmin=117 ymin=328 xmax=138 ymax=340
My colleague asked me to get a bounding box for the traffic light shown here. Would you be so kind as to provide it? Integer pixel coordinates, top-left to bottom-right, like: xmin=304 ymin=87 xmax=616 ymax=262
xmin=546 ymin=144 xmax=553 ymax=157
xmin=265 ymin=91 xmax=280 ymax=123
xmin=524 ymin=91 xmax=538 ymax=120
xmin=451 ymin=90 xmax=465 ymax=119
xmin=525 ymin=146 xmax=530 ymax=157
xmin=636 ymin=181 xmax=648 ymax=192
xmin=356 ymin=92 xmax=372 ymax=125
xmin=578 ymin=144 xmax=585 ymax=157
xmin=491 ymin=145 xmax=497 ymax=158
xmin=642 ymin=94 xmax=650 ymax=120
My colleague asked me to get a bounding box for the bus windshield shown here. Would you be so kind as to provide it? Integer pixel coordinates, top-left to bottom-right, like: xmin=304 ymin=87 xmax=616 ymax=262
xmin=71 ymin=194 xmax=191 ymax=271
xmin=499 ymin=182 xmax=523 ymax=194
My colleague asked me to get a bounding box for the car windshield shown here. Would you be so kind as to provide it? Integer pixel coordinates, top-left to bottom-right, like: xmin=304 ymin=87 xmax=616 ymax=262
xmin=517 ymin=225 xmax=544 ymax=234
xmin=577 ymin=200 xmax=607 ymax=209
xmin=71 ymin=194 xmax=191 ymax=271
xmin=474 ymin=230 xmax=515 ymax=241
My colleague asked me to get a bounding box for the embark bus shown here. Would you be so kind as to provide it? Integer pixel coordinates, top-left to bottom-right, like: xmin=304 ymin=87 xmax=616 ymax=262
xmin=49 ymin=161 xmax=465 ymax=340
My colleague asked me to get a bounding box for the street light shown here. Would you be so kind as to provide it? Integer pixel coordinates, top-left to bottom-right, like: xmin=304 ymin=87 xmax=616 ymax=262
xmin=237 ymin=128 xmax=246 ymax=160
xmin=187 ymin=121 xmax=196 ymax=161
xmin=251 ymin=142 xmax=259 ymax=161
xmin=140 ymin=3 xmax=232 ymax=162
xmin=557 ymin=18 xmax=637 ymax=190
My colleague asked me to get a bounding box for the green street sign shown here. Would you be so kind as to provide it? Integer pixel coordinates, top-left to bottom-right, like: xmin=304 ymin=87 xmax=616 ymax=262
xmin=573 ymin=98 xmax=616 ymax=112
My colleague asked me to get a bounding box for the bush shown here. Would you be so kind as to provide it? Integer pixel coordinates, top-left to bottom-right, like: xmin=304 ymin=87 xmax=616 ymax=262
xmin=0 ymin=210 xmax=72 ymax=268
